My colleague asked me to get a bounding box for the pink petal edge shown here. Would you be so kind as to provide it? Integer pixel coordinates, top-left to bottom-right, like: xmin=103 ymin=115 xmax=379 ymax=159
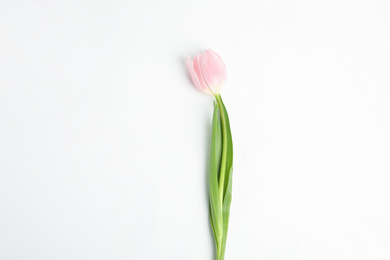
xmin=193 ymin=55 xmax=212 ymax=94
xmin=186 ymin=56 xmax=202 ymax=91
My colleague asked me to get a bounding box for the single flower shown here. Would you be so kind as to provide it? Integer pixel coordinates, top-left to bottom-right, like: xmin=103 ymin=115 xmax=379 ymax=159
xmin=186 ymin=50 xmax=227 ymax=95
xmin=186 ymin=49 xmax=233 ymax=260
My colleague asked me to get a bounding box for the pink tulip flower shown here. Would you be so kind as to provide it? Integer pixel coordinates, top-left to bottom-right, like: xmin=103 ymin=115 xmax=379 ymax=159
xmin=186 ymin=50 xmax=227 ymax=95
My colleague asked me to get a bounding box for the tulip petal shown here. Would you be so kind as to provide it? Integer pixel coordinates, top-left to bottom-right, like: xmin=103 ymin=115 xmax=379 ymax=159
xmin=200 ymin=50 xmax=227 ymax=93
xmin=193 ymin=54 xmax=212 ymax=94
xmin=186 ymin=56 xmax=203 ymax=91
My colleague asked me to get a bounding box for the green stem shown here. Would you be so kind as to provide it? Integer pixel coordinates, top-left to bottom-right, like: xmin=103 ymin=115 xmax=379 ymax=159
xmin=214 ymin=94 xmax=227 ymax=207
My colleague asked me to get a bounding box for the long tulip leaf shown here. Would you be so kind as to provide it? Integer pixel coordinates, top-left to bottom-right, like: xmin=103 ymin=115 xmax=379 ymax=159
xmin=221 ymin=166 xmax=233 ymax=259
xmin=209 ymin=102 xmax=223 ymax=254
xmin=216 ymin=96 xmax=233 ymax=260
xmin=220 ymin=97 xmax=233 ymax=202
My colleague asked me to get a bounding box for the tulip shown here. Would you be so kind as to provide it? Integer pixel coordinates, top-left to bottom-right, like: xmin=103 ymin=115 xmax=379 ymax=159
xmin=186 ymin=50 xmax=233 ymax=260
xmin=186 ymin=50 xmax=227 ymax=95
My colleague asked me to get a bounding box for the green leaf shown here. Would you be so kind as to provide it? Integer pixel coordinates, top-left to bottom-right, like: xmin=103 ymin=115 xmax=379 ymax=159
xmin=209 ymin=102 xmax=223 ymax=254
xmin=215 ymin=95 xmax=233 ymax=260
xmin=221 ymin=166 xmax=233 ymax=260
xmin=209 ymin=204 xmax=216 ymax=238
xmin=220 ymin=96 xmax=233 ymax=202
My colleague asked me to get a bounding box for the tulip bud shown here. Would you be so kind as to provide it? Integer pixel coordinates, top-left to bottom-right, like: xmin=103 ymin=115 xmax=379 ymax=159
xmin=186 ymin=50 xmax=227 ymax=95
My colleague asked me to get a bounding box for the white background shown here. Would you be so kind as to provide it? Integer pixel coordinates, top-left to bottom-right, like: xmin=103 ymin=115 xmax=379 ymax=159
xmin=1 ymin=1 xmax=390 ymax=259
